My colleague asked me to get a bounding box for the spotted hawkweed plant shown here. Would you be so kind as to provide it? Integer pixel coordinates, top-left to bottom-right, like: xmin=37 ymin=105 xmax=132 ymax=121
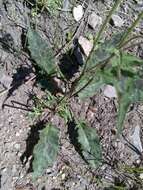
xmin=27 ymin=0 xmax=143 ymax=179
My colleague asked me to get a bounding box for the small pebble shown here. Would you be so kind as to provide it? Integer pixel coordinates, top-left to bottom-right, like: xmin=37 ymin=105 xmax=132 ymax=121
xmin=61 ymin=173 xmax=66 ymax=180
xmin=111 ymin=15 xmax=124 ymax=27
xmin=73 ymin=5 xmax=84 ymax=22
xmin=78 ymin=36 xmax=93 ymax=56
xmin=88 ymin=13 xmax=102 ymax=30
xmin=14 ymin=143 xmax=21 ymax=150
xmin=103 ymin=85 xmax=117 ymax=98
xmin=130 ymin=125 xmax=143 ymax=152
xmin=46 ymin=168 xmax=52 ymax=174
xmin=15 ymin=132 xmax=20 ymax=137
xmin=0 ymin=74 xmax=12 ymax=89
xmin=12 ymin=165 xmax=17 ymax=174
xmin=140 ymin=173 xmax=143 ymax=179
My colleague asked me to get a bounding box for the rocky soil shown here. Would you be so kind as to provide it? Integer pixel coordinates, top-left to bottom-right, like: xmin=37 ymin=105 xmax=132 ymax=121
xmin=0 ymin=0 xmax=143 ymax=189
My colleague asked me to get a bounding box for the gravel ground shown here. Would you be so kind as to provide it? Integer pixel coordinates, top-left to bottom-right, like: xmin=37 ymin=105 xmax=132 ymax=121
xmin=0 ymin=0 xmax=143 ymax=189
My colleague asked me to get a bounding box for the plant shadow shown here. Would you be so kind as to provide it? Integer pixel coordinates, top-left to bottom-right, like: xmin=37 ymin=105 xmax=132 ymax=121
xmin=59 ymin=46 xmax=84 ymax=80
xmin=37 ymin=75 xmax=63 ymax=95
xmin=20 ymin=120 xmax=47 ymax=173
xmin=67 ymin=120 xmax=85 ymax=161
xmin=2 ymin=65 xmax=33 ymax=108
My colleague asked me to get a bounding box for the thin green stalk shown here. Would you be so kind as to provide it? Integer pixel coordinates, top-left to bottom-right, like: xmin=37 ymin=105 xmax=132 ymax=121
xmin=123 ymin=41 xmax=143 ymax=50
xmin=70 ymin=77 xmax=93 ymax=98
xmin=69 ymin=0 xmax=122 ymax=96
xmin=117 ymin=51 xmax=122 ymax=80
xmin=119 ymin=35 xmax=143 ymax=49
xmin=82 ymin=11 xmax=143 ymax=75
xmin=87 ymin=0 xmax=123 ymax=67
xmin=92 ymin=0 xmax=123 ymax=49
xmin=85 ymin=53 xmax=115 ymax=73
xmin=118 ymin=11 xmax=143 ymax=48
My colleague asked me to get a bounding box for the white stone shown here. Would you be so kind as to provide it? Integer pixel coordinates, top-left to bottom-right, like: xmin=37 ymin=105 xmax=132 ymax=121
xmin=140 ymin=173 xmax=143 ymax=179
xmin=88 ymin=13 xmax=102 ymax=30
xmin=103 ymin=85 xmax=117 ymax=98
xmin=73 ymin=5 xmax=84 ymax=22
xmin=130 ymin=125 xmax=143 ymax=153
xmin=111 ymin=15 xmax=124 ymax=27
xmin=78 ymin=36 xmax=93 ymax=57
xmin=14 ymin=143 xmax=21 ymax=150
xmin=61 ymin=173 xmax=66 ymax=180
xmin=46 ymin=168 xmax=52 ymax=174
xmin=0 ymin=73 xmax=12 ymax=89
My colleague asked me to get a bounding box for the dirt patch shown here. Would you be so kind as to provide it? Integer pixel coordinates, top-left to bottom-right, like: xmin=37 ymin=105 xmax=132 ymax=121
xmin=0 ymin=0 xmax=143 ymax=190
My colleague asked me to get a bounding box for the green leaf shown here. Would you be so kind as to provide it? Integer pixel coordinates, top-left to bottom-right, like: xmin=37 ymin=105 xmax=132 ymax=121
xmin=87 ymin=33 xmax=123 ymax=69
xmin=76 ymin=74 xmax=103 ymax=99
xmin=76 ymin=69 xmax=117 ymax=99
xmin=37 ymin=0 xmax=62 ymax=15
xmin=111 ymin=52 xmax=143 ymax=73
xmin=58 ymin=100 xmax=72 ymax=123
xmin=32 ymin=124 xmax=59 ymax=179
xmin=27 ymin=29 xmax=56 ymax=75
xmin=78 ymin=78 xmax=104 ymax=99
xmin=77 ymin=122 xmax=102 ymax=167
xmin=116 ymin=77 xmax=143 ymax=133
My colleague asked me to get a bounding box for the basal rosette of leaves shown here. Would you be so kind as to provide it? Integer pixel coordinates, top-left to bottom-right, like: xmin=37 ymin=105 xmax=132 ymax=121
xmin=26 ymin=0 xmax=143 ymax=179
xmin=27 ymin=29 xmax=103 ymax=178
xmin=27 ymin=27 xmax=143 ymax=179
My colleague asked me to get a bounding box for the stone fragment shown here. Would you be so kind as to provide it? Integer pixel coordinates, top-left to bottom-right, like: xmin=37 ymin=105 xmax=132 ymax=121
xmin=0 ymin=73 xmax=12 ymax=89
xmin=78 ymin=36 xmax=93 ymax=57
xmin=88 ymin=13 xmax=102 ymax=30
xmin=73 ymin=5 xmax=84 ymax=22
xmin=103 ymin=85 xmax=117 ymax=98
xmin=140 ymin=173 xmax=143 ymax=179
xmin=111 ymin=15 xmax=124 ymax=27
xmin=61 ymin=173 xmax=66 ymax=180
xmin=14 ymin=143 xmax=21 ymax=150
xmin=130 ymin=125 xmax=143 ymax=152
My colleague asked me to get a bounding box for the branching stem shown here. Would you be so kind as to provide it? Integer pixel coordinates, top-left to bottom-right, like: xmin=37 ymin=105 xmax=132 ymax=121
xmin=118 ymin=11 xmax=143 ymax=48
xmin=69 ymin=0 xmax=123 ymax=96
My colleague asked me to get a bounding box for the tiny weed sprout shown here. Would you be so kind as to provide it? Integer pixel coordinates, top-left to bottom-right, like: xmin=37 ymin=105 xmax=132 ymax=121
xmin=27 ymin=0 xmax=62 ymax=15
xmin=26 ymin=0 xmax=143 ymax=180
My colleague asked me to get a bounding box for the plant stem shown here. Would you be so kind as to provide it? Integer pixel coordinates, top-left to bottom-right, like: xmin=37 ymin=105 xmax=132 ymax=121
xmin=117 ymin=51 xmax=122 ymax=80
xmin=69 ymin=0 xmax=123 ymax=97
xmin=119 ymin=35 xmax=143 ymax=49
xmin=123 ymin=41 xmax=143 ymax=50
xmin=92 ymin=0 xmax=123 ymax=49
xmin=70 ymin=77 xmax=93 ymax=98
xmin=118 ymin=11 xmax=143 ymax=48
xmin=85 ymin=54 xmax=115 ymax=73
xmin=86 ymin=0 xmax=123 ymax=70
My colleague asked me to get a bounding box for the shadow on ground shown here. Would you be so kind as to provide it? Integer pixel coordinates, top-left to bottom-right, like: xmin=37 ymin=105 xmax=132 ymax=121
xmin=20 ymin=120 xmax=47 ymax=172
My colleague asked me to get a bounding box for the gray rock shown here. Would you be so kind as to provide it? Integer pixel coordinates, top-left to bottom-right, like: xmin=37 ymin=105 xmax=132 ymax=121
xmin=63 ymin=0 xmax=70 ymax=10
xmin=88 ymin=13 xmax=102 ymax=30
xmin=130 ymin=125 xmax=142 ymax=152
xmin=0 ymin=73 xmax=12 ymax=89
xmin=78 ymin=36 xmax=93 ymax=57
xmin=103 ymin=85 xmax=117 ymax=98
xmin=111 ymin=15 xmax=124 ymax=27
xmin=63 ymin=0 xmax=70 ymax=17
xmin=14 ymin=143 xmax=21 ymax=150
xmin=12 ymin=165 xmax=17 ymax=174
xmin=73 ymin=5 xmax=84 ymax=22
